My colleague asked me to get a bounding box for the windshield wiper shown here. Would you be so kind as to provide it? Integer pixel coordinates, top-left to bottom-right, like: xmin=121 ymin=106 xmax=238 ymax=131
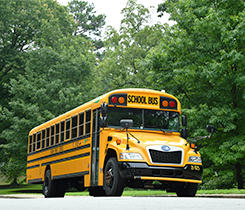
xmin=128 ymin=132 xmax=140 ymax=143
xmin=157 ymin=127 xmax=172 ymax=134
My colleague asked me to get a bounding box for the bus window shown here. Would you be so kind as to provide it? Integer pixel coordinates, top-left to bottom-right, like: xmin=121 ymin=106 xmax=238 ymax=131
xmin=85 ymin=110 xmax=91 ymax=135
xmin=60 ymin=121 xmax=65 ymax=143
xmin=55 ymin=123 xmax=60 ymax=144
xmin=37 ymin=132 xmax=41 ymax=150
xmin=72 ymin=115 xmax=78 ymax=139
xmin=65 ymin=119 xmax=71 ymax=140
xmin=32 ymin=133 xmax=36 ymax=152
xmin=46 ymin=127 xmax=50 ymax=147
xmin=79 ymin=112 xmax=84 ymax=136
xmin=29 ymin=135 xmax=33 ymax=153
xmin=51 ymin=126 xmax=55 ymax=146
xmin=41 ymin=129 xmax=45 ymax=149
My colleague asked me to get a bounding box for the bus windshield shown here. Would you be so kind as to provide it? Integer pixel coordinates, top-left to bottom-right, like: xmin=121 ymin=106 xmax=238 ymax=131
xmin=107 ymin=107 xmax=179 ymax=132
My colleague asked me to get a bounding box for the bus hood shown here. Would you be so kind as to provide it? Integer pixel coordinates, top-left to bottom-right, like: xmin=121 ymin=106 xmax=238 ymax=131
xmin=107 ymin=131 xmax=187 ymax=149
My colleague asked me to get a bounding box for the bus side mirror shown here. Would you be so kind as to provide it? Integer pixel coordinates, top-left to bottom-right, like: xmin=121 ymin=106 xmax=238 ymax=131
xmin=100 ymin=116 xmax=108 ymax=128
xmin=120 ymin=119 xmax=133 ymax=129
xmin=101 ymin=102 xmax=108 ymax=117
xmin=207 ymin=125 xmax=216 ymax=134
xmin=182 ymin=116 xmax=187 ymax=127
xmin=182 ymin=128 xmax=188 ymax=139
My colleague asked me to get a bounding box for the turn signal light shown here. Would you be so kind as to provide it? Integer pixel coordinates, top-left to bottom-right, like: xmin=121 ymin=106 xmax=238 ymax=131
xmin=190 ymin=143 xmax=196 ymax=149
xmin=116 ymin=138 xmax=122 ymax=145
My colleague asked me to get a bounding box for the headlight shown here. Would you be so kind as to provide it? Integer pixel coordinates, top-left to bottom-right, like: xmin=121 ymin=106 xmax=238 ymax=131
xmin=119 ymin=153 xmax=143 ymax=160
xmin=188 ymin=156 xmax=202 ymax=163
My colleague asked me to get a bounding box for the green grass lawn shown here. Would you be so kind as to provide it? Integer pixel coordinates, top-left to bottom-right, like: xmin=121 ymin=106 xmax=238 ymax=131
xmin=1 ymin=184 xmax=245 ymax=196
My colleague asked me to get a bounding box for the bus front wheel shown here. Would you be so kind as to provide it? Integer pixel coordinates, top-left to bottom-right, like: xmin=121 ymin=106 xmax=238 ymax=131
xmin=175 ymin=182 xmax=198 ymax=197
xmin=103 ymin=157 xmax=124 ymax=196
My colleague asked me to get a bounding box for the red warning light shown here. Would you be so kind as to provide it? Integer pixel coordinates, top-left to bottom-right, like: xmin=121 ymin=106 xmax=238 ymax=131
xmin=169 ymin=101 xmax=176 ymax=108
xmin=111 ymin=96 xmax=118 ymax=103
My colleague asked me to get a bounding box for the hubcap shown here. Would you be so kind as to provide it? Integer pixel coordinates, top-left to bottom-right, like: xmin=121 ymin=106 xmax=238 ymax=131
xmin=105 ymin=168 xmax=114 ymax=187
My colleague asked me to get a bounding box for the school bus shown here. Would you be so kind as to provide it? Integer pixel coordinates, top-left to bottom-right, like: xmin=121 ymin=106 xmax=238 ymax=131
xmin=26 ymin=88 xmax=214 ymax=197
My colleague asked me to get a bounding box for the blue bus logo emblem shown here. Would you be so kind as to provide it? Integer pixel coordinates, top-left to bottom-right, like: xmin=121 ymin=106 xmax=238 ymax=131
xmin=161 ymin=145 xmax=170 ymax=151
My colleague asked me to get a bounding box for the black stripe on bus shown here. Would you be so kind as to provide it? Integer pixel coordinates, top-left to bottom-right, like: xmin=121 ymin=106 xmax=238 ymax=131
xmin=27 ymin=134 xmax=91 ymax=156
xmin=41 ymin=152 xmax=90 ymax=166
xmin=53 ymin=171 xmax=89 ymax=180
xmin=28 ymin=178 xmax=42 ymax=184
xmin=27 ymin=144 xmax=90 ymax=164
xmin=26 ymin=164 xmax=40 ymax=170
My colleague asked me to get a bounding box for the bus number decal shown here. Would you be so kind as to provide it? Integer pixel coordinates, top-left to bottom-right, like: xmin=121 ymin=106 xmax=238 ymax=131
xmin=128 ymin=95 xmax=158 ymax=106
xmin=191 ymin=165 xmax=200 ymax=171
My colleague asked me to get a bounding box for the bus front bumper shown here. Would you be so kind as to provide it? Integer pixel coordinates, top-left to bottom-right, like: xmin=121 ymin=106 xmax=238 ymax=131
xmin=118 ymin=162 xmax=202 ymax=184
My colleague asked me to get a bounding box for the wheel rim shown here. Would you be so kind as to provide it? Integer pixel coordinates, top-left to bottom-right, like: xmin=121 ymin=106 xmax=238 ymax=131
xmin=44 ymin=171 xmax=50 ymax=195
xmin=105 ymin=167 xmax=114 ymax=189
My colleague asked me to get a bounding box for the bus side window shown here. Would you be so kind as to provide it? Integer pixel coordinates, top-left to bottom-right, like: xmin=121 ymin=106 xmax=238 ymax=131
xmin=72 ymin=115 xmax=78 ymax=139
xmin=55 ymin=123 xmax=60 ymax=144
xmin=60 ymin=121 xmax=65 ymax=143
xmin=33 ymin=133 xmax=36 ymax=152
xmin=85 ymin=110 xmax=91 ymax=135
xmin=41 ymin=129 xmax=45 ymax=149
xmin=29 ymin=135 xmax=33 ymax=153
xmin=65 ymin=119 xmax=71 ymax=140
xmin=79 ymin=112 xmax=84 ymax=136
xmin=46 ymin=127 xmax=50 ymax=147
xmin=51 ymin=125 xmax=55 ymax=146
xmin=37 ymin=132 xmax=41 ymax=150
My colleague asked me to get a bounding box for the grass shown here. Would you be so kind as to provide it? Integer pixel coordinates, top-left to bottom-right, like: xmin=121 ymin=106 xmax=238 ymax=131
xmin=0 ymin=184 xmax=42 ymax=195
xmin=1 ymin=184 xmax=245 ymax=196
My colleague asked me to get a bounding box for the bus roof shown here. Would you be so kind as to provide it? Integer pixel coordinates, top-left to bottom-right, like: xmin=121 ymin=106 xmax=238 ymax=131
xmin=29 ymin=88 xmax=180 ymax=135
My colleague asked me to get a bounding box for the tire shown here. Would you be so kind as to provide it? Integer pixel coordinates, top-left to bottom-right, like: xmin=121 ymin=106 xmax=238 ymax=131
xmin=89 ymin=187 xmax=106 ymax=197
xmin=175 ymin=182 xmax=198 ymax=197
xmin=103 ymin=157 xmax=124 ymax=196
xmin=56 ymin=179 xmax=67 ymax=197
xmin=42 ymin=169 xmax=58 ymax=198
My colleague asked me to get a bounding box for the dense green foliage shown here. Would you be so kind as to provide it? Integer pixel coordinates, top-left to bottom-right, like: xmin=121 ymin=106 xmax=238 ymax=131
xmin=0 ymin=0 xmax=100 ymax=184
xmin=0 ymin=0 xmax=244 ymax=189
xmin=97 ymin=0 xmax=164 ymax=93
xmin=149 ymin=0 xmax=245 ymax=189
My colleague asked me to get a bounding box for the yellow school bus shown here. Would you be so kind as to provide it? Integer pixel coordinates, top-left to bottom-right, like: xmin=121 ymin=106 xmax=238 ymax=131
xmin=26 ymin=88 xmax=212 ymax=197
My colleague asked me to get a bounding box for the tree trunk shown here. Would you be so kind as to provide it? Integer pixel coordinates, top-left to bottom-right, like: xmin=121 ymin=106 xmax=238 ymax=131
xmin=235 ymin=163 xmax=244 ymax=189
xmin=10 ymin=177 xmax=18 ymax=188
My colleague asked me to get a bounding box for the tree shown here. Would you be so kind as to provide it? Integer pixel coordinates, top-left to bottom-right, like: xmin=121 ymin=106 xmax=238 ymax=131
xmin=97 ymin=0 xmax=164 ymax=93
xmin=0 ymin=0 xmax=102 ymax=184
xmin=0 ymin=0 xmax=74 ymax=90
xmin=0 ymin=36 xmax=96 ymax=184
xmin=0 ymin=0 xmax=75 ymax=166
xmin=68 ymin=0 xmax=106 ymax=58
xmin=147 ymin=0 xmax=245 ymax=188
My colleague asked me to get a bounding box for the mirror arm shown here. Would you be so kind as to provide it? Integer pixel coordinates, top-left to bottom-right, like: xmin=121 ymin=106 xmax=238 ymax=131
xmin=126 ymin=128 xmax=130 ymax=150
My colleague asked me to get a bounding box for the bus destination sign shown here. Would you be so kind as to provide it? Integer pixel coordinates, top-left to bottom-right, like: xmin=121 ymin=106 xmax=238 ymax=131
xmin=127 ymin=94 xmax=159 ymax=106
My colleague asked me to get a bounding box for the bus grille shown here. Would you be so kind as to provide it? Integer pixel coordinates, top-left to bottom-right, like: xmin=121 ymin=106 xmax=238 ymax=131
xmin=149 ymin=149 xmax=182 ymax=164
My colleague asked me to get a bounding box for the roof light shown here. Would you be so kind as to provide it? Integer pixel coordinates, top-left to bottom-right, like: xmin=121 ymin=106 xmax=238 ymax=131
xmin=111 ymin=96 xmax=118 ymax=103
xmin=118 ymin=97 xmax=125 ymax=104
xmin=162 ymin=100 xmax=168 ymax=107
xmin=169 ymin=101 xmax=176 ymax=108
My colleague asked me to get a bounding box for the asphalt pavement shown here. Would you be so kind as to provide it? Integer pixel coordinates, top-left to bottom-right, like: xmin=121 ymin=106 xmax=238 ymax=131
xmin=0 ymin=193 xmax=245 ymax=199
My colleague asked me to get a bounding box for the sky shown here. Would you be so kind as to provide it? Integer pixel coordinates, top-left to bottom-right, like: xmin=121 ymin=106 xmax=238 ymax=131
xmin=56 ymin=0 xmax=173 ymax=32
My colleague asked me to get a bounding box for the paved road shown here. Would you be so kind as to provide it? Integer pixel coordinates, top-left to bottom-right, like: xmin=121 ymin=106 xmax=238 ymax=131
xmin=1 ymin=196 xmax=245 ymax=210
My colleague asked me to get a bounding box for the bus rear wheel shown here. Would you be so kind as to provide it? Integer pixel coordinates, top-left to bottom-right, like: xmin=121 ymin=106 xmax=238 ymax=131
xmin=103 ymin=157 xmax=124 ymax=196
xmin=43 ymin=169 xmax=58 ymax=198
xmin=42 ymin=169 xmax=67 ymax=198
